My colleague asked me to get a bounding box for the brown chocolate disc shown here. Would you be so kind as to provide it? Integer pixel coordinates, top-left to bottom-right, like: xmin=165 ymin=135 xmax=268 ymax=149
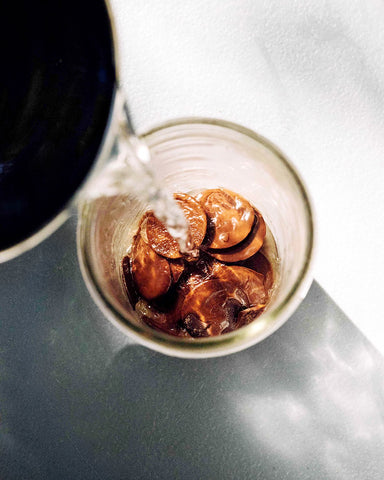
xmin=238 ymin=251 xmax=274 ymax=291
xmin=177 ymin=255 xmax=219 ymax=298
xmin=131 ymin=235 xmax=172 ymax=300
xmin=207 ymin=209 xmax=266 ymax=263
xmin=199 ymin=188 xmax=254 ymax=249
xmin=135 ymin=298 xmax=181 ymax=336
xmin=237 ymin=306 xmax=265 ymax=328
xmin=169 ymin=258 xmax=185 ymax=283
xmin=181 ymin=279 xmax=249 ymax=337
xmin=181 ymin=263 xmax=266 ymax=336
xmin=145 ymin=214 xmax=181 ymax=259
xmin=174 ymin=193 xmax=207 ymax=248
xmin=122 ymin=255 xmax=139 ymax=306
xmin=211 ymin=263 xmax=267 ymax=306
xmin=145 ymin=193 xmax=207 ymax=259
xmin=124 ymin=189 xmax=273 ymax=338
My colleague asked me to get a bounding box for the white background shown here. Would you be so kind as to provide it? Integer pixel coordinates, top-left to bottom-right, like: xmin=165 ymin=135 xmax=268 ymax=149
xmin=111 ymin=0 xmax=384 ymax=353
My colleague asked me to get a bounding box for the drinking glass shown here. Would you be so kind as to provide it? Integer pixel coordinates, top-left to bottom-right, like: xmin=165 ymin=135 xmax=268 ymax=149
xmin=77 ymin=118 xmax=315 ymax=358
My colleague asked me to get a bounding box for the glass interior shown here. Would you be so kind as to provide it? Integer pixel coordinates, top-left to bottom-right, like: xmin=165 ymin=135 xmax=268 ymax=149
xmin=78 ymin=119 xmax=314 ymax=357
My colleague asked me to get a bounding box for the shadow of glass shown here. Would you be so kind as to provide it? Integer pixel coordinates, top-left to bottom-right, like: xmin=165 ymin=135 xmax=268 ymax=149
xmin=0 ymin=218 xmax=383 ymax=479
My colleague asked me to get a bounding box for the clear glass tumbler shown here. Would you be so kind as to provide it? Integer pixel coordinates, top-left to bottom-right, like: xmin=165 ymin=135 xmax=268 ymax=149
xmin=77 ymin=118 xmax=315 ymax=358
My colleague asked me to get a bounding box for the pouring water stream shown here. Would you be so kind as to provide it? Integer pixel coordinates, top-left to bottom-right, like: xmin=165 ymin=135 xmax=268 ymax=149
xmin=82 ymin=101 xmax=194 ymax=255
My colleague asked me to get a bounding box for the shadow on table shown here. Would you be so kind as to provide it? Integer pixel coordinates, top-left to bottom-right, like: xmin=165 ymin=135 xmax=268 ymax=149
xmin=0 ymin=219 xmax=383 ymax=480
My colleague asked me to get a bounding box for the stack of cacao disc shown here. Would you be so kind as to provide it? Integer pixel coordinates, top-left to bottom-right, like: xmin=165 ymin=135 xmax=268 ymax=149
xmin=123 ymin=189 xmax=273 ymax=337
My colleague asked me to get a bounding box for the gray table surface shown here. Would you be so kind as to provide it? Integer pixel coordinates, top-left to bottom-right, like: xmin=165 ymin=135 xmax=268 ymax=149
xmin=0 ymin=216 xmax=383 ymax=479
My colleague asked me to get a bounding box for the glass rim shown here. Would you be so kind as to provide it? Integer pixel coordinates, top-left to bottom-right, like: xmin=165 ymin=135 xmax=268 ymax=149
xmin=77 ymin=117 xmax=316 ymax=358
